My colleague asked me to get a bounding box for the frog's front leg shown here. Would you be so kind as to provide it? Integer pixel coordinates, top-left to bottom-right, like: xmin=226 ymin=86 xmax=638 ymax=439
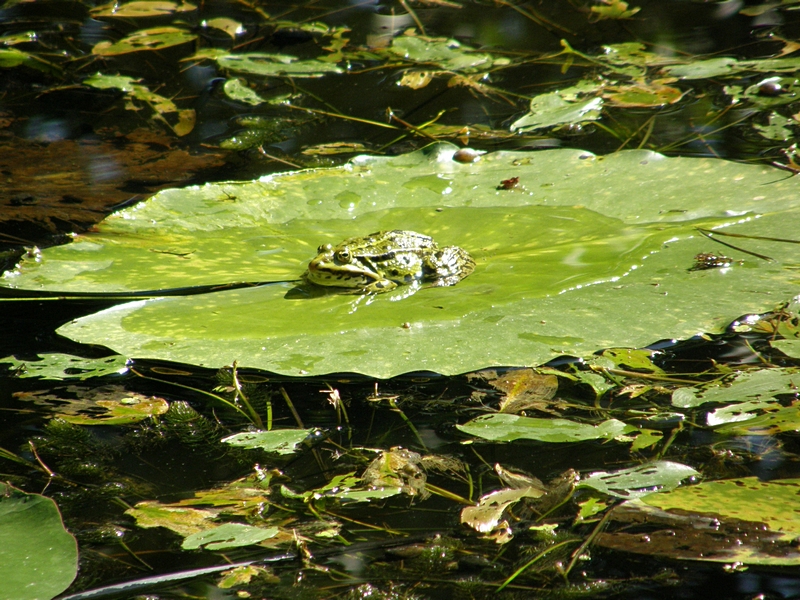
xmin=361 ymin=278 xmax=399 ymax=294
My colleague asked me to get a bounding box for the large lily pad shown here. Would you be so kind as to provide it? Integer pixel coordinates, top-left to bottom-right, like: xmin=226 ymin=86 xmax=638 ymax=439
xmin=4 ymin=143 xmax=800 ymax=377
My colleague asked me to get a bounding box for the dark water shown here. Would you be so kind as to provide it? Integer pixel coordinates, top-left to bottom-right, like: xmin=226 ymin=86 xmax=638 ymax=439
xmin=3 ymin=0 xmax=800 ymax=598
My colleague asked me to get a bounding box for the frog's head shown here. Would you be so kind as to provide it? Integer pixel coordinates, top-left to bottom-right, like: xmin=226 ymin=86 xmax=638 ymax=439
xmin=305 ymin=242 xmax=381 ymax=289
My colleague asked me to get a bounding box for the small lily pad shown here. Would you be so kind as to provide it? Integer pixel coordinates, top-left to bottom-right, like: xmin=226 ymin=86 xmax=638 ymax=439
xmin=222 ymin=429 xmax=317 ymax=454
xmin=182 ymin=523 xmax=278 ymax=550
xmin=457 ymin=413 xmax=634 ymax=443
xmin=92 ymin=27 xmax=197 ymax=56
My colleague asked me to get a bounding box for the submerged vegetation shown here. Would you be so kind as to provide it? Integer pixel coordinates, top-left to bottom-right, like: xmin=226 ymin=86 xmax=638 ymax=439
xmin=3 ymin=0 xmax=800 ymax=598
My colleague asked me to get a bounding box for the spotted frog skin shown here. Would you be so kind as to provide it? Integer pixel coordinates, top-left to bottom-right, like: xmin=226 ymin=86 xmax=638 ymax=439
xmin=304 ymin=230 xmax=475 ymax=295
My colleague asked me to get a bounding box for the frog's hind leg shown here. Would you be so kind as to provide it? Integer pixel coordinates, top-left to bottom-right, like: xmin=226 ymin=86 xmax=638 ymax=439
xmin=427 ymin=246 xmax=476 ymax=287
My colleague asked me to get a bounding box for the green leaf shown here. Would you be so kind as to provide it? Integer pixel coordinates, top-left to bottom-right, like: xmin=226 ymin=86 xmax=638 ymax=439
xmin=601 ymin=477 xmax=800 ymax=565
xmin=663 ymin=56 xmax=800 ymax=80
xmin=713 ymin=403 xmax=800 ymax=435
xmin=90 ymin=0 xmax=196 ymax=17
xmin=0 ymin=47 xmax=60 ymax=74
xmin=6 ymin=144 xmax=800 ymax=377
xmin=0 ymin=353 xmax=128 ymax=380
xmin=456 ymin=413 xmax=633 ymax=443
xmin=207 ymin=51 xmax=343 ymax=77
xmin=182 ymin=523 xmax=278 ymax=550
xmin=0 ymin=483 xmax=78 ymax=600
xmin=725 ymin=77 xmax=800 ymax=109
xmin=222 ymin=429 xmax=317 ymax=454
xmin=223 ymin=78 xmax=266 ymax=105
xmin=671 ymin=368 xmax=800 ymax=408
xmin=579 ymin=461 xmax=699 ymax=499
xmin=387 ymin=35 xmax=503 ymax=72
xmin=84 ymin=73 xmax=195 ymax=136
xmin=92 ymin=27 xmax=197 ymax=56
xmin=510 ymin=92 xmax=603 ymax=132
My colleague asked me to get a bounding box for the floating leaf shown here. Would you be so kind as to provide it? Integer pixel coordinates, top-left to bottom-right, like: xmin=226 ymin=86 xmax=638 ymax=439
xmin=461 ymin=486 xmax=544 ymax=534
xmin=205 ymin=51 xmax=343 ymax=77
xmin=182 ymin=523 xmax=278 ymax=550
xmin=510 ymin=93 xmax=602 ymax=132
xmin=713 ymin=402 xmax=800 ymax=435
xmin=483 ymin=369 xmax=560 ymax=414
xmin=202 ymin=17 xmax=244 ymax=38
xmin=7 ymin=144 xmax=800 ymax=377
xmin=91 ymin=0 xmax=196 ymax=17
xmin=14 ymin=385 xmax=168 ymax=425
xmin=753 ymin=111 xmax=794 ymax=141
xmin=663 ymin=56 xmax=800 ymax=80
xmin=603 ymin=81 xmax=685 ymax=107
xmin=725 ymin=77 xmax=800 ymax=109
xmin=222 ymin=429 xmax=317 ymax=454
xmin=0 ymin=47 xmax=59 ymax=73
xmin=457 ymin=413 xmax=634 ymax=443
xmin=591 ymin=0 xmax=641 ymax=20
xmin=0 ymin=353 xmax=129 ymax=380
xmin=84 ymin=73 xmax=195 ymax=136
xmin=671 ymin=368 xmax=800 ymax=409
xmin=0 ymin=483 xmax=78 ymax=600
xmin=387 ymin=35 xmax=502 ymax=72
xmin=599 ymin=477 xmax=800 ymax=565
xmin=92 ymin=26 xmax=197 ymax=56
xmin=579 ymin=461 xmax=699 ymax=499
xmin=398 ymin=70 xmax=435 ymax=89
xmin=126 ymin=502 xmax=217 ymax=536
xmin=223 ymin=78 xmax=266 ymax=105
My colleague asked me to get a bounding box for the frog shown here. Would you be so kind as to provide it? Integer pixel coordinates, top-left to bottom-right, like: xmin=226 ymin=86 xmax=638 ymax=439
xmin=304 ymin=230 xmax=475 ymax=296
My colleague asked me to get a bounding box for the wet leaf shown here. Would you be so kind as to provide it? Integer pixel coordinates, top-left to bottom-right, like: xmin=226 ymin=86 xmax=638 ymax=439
xmin=91 ymin=0 xmax=196 ymax=17
xmin=301 ymin=142 xmax=369 ymax=156
xmin=126 ymin=502 xmax=217 ymax=536
xmin=663 ymin=56 xmax=800 ymax=80
xmin=199 ymin=50 xmax=343 ymax=77
xmin=387 ymin=35 xmax=503 ymax=72
xmin=218 ymin=565 xmax=278 ymax=588
xmin=84 ymin=73 xmax=196 ymax=136
xmin=0 ymin=483 xmax=78 ymax=600
xmin=8 ymin=144 xmax=800 ymax=377
xmin=579 ymin=461 xmax=699 ymax=499
xmin=222 ymin=429 xmax=317 ymax=454
xmin=92 ymin=26 xmax=197 ymax=56
xmin=603 ymin=81 xmax=685 ymax=107
xmin=725 ymin=76 xmax=800 ymax=109
xmin=753 ymin=111 xmax=794 ymax=141
xmin=461 ymin=486 xmax=544 ymax=535
xmin=600 ymin=477 xmax=800 ymax=564
xmin=591 ymin=0 xmax=641 ymax=20
xmin=362 ymin=448 xmax=428 ymax=498
xmin=202 ymin=17 xmax=244 ymax=38
xmin=14 ymin=385 xmax=169 ymax=424
xmin=510 ymin=91 xmax=603 ymax=132
xmin=482 ymin=369 xmax=559 ymax=414
xmin=457 ymin=413 xmax=634 ymax=443
xmin=182 ymin=523 xmax=279 ymax=550
xmin=0 ymin=47 xmax=59 ymax=73
xmin=671 ymin=368 xmax=800 ymax=409
xmin=713 ymin=402 xmax=800 ymax=435
xmin=398 ymin=70 xmax=435 ymax=89
xmin=1 ymin=353 xmax=129 ymax=380
xmin=223 ymin=78 xmax=267 ymax=105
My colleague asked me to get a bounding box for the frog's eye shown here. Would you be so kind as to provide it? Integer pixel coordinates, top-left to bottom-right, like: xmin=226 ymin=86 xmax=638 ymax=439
xmin=334 ymin=248 xmax=351 ymax=263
